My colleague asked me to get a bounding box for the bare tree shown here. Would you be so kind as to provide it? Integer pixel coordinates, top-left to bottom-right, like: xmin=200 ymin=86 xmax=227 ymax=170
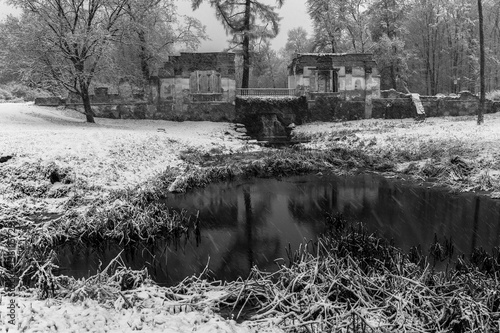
xmin=121 ymin=0 xmax=206 ymax=86
xmin=10 ymin=0 xmax=131 ymax=123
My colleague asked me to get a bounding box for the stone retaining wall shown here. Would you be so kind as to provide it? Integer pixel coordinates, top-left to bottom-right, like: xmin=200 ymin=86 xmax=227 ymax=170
xmin=306 ymin=90 xmax=500 ymax=121
xmin=235 ymin=96 xmax=308 ymax=140
xmin=35 ymin=88 xmax=500 ymax=124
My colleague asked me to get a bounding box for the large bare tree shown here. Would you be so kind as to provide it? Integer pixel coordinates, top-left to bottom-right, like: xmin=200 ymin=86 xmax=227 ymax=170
xmin=121 ymin=0 xmax=206 ymax=86
xmin=10 ymin=0 xmax=131 ymax=123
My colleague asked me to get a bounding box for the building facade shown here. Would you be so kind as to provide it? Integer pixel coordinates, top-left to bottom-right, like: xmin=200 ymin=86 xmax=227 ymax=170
xmin=288 ymin=53 xmax=380 ymax=97
xmin=288 ymin=53 xmax=381 ymax=119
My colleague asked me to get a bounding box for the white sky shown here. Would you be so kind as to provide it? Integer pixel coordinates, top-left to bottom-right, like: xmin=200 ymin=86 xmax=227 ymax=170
xmin=176 ymin=0 xmax=313 ymax=51
xmin=0 ymin=0 xmax=313 ymax=52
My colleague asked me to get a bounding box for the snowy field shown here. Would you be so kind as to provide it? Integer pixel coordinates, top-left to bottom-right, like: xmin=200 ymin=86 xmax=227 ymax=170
xmin=1 ymin=103 xmax=500 ymax=332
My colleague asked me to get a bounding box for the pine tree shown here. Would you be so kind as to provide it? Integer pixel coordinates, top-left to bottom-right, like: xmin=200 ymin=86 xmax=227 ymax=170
xmin=192 ymin=0 xmax=284 ymax=89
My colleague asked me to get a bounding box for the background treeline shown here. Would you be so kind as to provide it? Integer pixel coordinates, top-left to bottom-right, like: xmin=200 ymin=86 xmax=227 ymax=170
xmin=250 ymin=0 xmax=500 ymax=96
xmin=0 ymin=0 xmax=206 ymax=99
xmin=1 ymin=0 xmax=499 ymax=99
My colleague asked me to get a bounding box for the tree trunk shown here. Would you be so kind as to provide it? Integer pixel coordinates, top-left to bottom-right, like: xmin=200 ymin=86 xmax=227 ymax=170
xmin=243 ymin=189 xmax=254 ymax=270
xmin=331 ymin=41 xmax=335 ymax=53
xmin=477 ymin=0 xmax=485 ymax=125
xmin=138 ymin=29 xmax=150 ymax=84
xmin=80 ymin=81 xmax=95 ymax=123
xmin=241 ymin=0 xmax=251 ymax=89
xmin=390 ymin=65 xmax=397 ymax=90
xmin=242 ymin=35 xmax=250 ymax=89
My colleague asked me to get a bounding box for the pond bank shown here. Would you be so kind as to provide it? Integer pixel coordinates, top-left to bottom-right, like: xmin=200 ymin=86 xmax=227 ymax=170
xmin=1 ymin=104 xmax=500 ymax=332
xmin=57 ymin=173 xmax=500 ymax=287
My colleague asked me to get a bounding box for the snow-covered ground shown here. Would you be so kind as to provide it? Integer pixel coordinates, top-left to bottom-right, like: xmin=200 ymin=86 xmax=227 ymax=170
xmin=1 ymin=103 xmax=500 ymax=332
xmin=0 ymin=103 xmax=256 ymax=190
xmin=293 ymin=116 xmax=500 ymax=158
xmin=1 ymin=285 xmax=282 ymax=332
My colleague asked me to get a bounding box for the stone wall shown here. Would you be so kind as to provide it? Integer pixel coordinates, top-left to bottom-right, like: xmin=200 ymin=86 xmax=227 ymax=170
xmin=34 ymin=97 xmax=64 ymax=106
xmin=308 ymin=96 xmax=365 ymax=122
xmin=235 ymin=96 xmax=308 ymax=140
xmin=154 ymin=52 xmax=237 ymax=121
xmin=307 ymin=90 xmax=500 ymax=121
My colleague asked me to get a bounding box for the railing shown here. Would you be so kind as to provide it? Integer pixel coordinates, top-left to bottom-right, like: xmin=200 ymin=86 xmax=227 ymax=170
xmin=236 ymin=88 xmax=299 ymax=97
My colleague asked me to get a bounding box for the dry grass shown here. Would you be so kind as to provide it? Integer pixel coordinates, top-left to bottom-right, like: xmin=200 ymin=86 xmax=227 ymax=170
xmin=38 ymin=216 xmax=500 ymax=332
xmin=2 ymin=104 xmax=500 ymax=332
xmin=293 ymin=113 xmax=500 ymax=195
xmin=154 ymin=216 xmax=500 ymax=332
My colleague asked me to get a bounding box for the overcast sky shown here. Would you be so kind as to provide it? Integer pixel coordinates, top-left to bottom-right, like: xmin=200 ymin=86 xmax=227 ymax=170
xmin=176 ymin=0 xmax=313 ymax=51
xmin=0 ymin=0 xmax=313 ymax=52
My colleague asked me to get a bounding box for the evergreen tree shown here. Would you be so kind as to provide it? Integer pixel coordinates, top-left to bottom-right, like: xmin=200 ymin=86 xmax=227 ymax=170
xmin=192 ymin=0 xmax=284 ymax=88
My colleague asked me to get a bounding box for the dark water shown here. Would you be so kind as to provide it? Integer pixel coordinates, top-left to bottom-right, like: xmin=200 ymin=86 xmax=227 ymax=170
xmin=57 ymin=173 xmax=500 ymax=285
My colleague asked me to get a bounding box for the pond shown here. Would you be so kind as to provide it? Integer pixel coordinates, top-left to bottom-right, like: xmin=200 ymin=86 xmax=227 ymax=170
xmin=57 ymin=173 xmax=500 ymax=285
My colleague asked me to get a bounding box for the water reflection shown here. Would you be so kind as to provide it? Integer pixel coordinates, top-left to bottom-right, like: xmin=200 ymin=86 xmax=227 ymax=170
xmin=57 ymin=173 xmax=500 ymax=285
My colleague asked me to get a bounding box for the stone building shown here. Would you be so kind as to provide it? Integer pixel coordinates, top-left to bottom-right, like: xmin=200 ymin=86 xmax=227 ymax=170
xmin=151 ymin=52 xmax=237 ymax=120
xmin=61 ymin=52 xmax=237 ymax=121
xmin=288 ymin=53 xmax=380 ymax=97
xmin=288 ymin=53 xmax=381 ymax=118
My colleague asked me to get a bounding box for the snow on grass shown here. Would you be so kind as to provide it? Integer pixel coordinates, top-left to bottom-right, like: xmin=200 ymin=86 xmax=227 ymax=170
xmin=293 ymin=115 xmax=500 ymax=158
xmin=2 ymin=103 xmax=500 ymax=332
xmin=0 ymin=103 xmax=251 ymax=189
xmin=293 ymin=113 xmax=500 ymax=193
xmin=0 ymin=103 xmax=257 ymax=216
xmin=3 ymin=287 xmax=277 ymax=333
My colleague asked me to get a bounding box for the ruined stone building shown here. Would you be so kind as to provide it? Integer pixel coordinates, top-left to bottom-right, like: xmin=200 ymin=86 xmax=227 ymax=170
xmin=288 ymin=53 xmax=380 ymax=97
xmin=288 ymin=53 xmax=381 ymax=118
xmin=62 ymin=52 xmax=237 ymax=121
xmin=152 ymin=52 xmax=236 ymax=120
xmin=37 ymin=51 xmax=498 ymax=125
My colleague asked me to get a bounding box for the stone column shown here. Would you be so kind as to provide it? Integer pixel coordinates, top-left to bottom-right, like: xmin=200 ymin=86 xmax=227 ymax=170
xmin=364 ymin=66 xmax=373 ymax=119
xmin=345 ymin=66 xmax=353 ymax=100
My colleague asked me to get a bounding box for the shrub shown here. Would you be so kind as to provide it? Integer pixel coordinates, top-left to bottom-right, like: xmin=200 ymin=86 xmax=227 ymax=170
xmin=0 ymin=87 xmax=14 ymax=100
xmin=486 ymin=90 xmax=500 ymax=101
xmin=6 ymin=84 xmax=53 ymax=101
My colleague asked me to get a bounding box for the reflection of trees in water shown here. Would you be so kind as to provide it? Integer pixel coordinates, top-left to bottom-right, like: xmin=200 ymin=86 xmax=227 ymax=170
xmin=364 ymin=180 xmax=500 ymax=256
xmin=335 ymin=176 xmax=379 ymax=217
xmin=471 ymin=197 xmax=480 ymax=253
xmin=286 ymin=175 xmax=379 ymax=227
xmin=287 ymin=185 xmax=335 ymax=221
xmin=244 ymin=189 xmax=254 ymax=271
xmin=212 ymin=187 xmax=282 ymax=281
xmin=284 ymin=174 xmax=500 ymax=257
xmin=213 ymin=234 xmax=282 ymax=280
xmin=170 ymin=181 xmax=277 ymax=229
xmin=166 ymin=185 xmax=241 ymax=228
xmin=59 ymin=175 xmax=500 ymax=285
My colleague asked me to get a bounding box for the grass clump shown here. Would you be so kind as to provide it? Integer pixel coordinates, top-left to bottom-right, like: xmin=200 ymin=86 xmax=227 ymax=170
xmin=168 ymin=147 xmax=394 ymax=193
xmin=1 ymin=160 xmax=74 ymax=199
xmin=201 ymin=215 xmax=500 ymax=332
xmin=5 ymin=197 xmax=500 ymax=332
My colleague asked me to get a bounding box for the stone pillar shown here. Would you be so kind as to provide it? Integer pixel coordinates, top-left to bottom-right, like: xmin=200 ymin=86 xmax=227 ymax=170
xmin=364 ymin=66 xmax=373 ymax=119
xmin=345 ymin=66 xmax=353 ymax=100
